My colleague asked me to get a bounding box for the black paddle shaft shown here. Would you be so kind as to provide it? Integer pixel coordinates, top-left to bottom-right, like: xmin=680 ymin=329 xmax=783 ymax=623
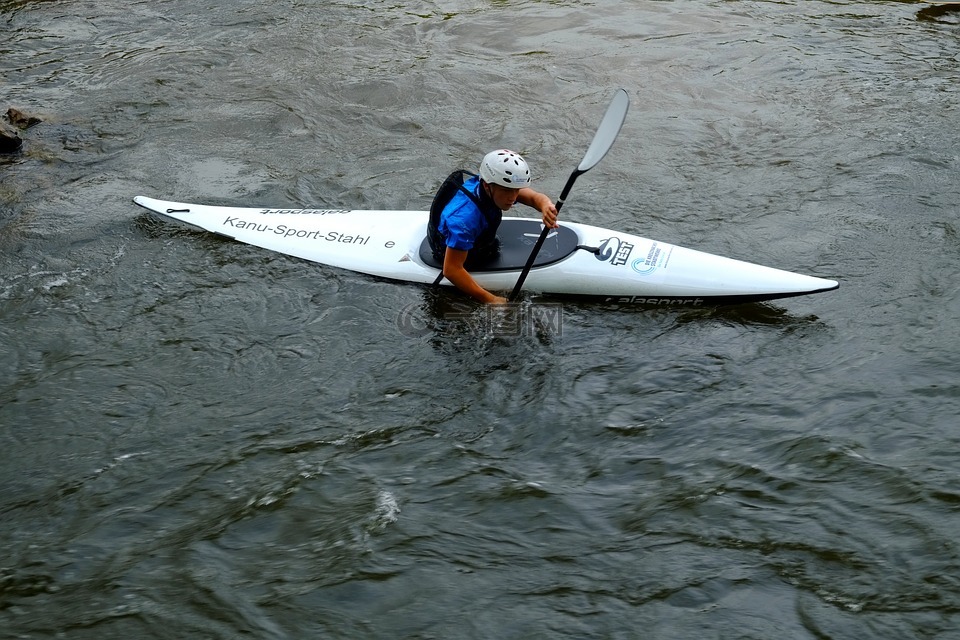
xmin=507 ymin=171 xmax=581 ymax=300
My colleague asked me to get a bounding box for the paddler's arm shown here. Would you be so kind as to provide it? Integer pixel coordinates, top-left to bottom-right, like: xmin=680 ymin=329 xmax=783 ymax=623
xmin=442 ymin=247 xmax=507 ymax=305
xmin=517 ymin=188 xmax=559 ymax=229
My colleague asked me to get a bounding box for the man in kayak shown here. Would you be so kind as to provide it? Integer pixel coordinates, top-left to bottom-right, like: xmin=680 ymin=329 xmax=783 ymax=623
xmin=427 ymin=149 xmax=558 ymax=304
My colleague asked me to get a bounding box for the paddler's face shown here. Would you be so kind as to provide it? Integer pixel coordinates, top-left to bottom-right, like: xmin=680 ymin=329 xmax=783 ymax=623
xmin=486 ymin=183 xmax=521 ymax=211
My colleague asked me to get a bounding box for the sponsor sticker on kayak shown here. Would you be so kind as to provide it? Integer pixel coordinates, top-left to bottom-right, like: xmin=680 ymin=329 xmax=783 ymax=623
xmin=596 ymin=238 xmax=673 ymax=275
xmin=631 ymin=242 xmax=673 ymax=275
xmin=258 ymin=208 xmax=350 ymax=215
xmin=595 ymin=237 xmax=634 ymax=266
xmin=223 ymin=216 xmax=371 ymax=245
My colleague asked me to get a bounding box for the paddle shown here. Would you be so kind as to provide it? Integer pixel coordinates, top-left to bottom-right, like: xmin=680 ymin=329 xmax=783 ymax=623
xmin=508 ymin=89 xmax=630 ymax=301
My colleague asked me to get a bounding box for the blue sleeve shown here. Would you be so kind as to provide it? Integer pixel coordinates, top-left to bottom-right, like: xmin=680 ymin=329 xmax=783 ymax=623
xmin=439 ymin=200 xmax=485 ymax=251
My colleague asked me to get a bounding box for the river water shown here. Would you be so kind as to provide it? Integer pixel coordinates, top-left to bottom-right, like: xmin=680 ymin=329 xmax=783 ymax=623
xmin=2 ymin=1 xmax=960 ymax=638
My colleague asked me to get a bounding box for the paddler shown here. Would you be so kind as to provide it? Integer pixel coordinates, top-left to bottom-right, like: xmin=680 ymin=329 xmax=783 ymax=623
xmin=427 ymin=149 xmax=558 ymax=304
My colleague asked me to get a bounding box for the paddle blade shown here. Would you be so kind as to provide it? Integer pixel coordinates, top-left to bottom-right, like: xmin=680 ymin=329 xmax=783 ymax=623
xmin=577 ymin=88 xmax=630 ymax=172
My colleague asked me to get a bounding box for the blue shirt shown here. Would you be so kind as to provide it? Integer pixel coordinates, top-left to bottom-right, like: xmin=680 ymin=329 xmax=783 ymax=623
xmin=437 ymin=176 xmax=489 ymax=252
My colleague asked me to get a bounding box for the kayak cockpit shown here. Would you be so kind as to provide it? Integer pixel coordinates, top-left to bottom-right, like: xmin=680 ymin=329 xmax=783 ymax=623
xmin=418 ymin=219 xmax=581 ymax=272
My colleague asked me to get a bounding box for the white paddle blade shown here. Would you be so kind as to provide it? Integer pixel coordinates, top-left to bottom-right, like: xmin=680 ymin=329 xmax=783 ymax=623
xmin=577 ymin=88 xmax=630 ymax=172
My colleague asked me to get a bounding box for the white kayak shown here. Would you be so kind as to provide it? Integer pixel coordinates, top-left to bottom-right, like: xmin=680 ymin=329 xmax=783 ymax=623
xmin=133 ymin=195 xmax=838 ymax=306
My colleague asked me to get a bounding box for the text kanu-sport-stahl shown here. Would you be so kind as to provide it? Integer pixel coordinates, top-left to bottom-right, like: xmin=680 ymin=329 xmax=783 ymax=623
xmin=133 ymin=196 xmax=839 ymax=306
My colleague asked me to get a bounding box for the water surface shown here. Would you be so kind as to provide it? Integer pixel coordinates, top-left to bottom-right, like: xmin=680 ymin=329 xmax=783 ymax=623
xmin=2 ymin=1 xmax=960 ymax=638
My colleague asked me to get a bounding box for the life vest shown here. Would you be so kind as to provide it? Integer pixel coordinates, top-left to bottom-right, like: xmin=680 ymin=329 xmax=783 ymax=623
xmin=427 ymin=170 xmax=503 ymax=264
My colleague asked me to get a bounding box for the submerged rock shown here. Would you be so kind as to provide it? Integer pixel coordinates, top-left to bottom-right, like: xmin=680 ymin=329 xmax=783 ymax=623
xmin=0 ymin=121 xmax=22 ymax=153
xmin=7 ymin=108 xmax=42 ymax=129
xmin=1 ymin=108 xmax=42 ymax=154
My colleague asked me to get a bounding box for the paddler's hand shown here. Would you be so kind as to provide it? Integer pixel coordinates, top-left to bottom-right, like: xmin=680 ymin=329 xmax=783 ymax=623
xmin=518 ymin=188 xmax=559 ymax=228
xmin=540 ymin=200 xmax=559 ymax=229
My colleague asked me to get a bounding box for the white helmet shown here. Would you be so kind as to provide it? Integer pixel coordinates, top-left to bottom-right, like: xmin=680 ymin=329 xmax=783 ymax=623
xmin=479 ymin=149 xmax=531 ymax=189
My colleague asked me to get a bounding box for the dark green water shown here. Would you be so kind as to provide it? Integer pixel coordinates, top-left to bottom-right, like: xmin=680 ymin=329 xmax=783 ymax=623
xmin=2 ymin=1 xmax=960 ymax=638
